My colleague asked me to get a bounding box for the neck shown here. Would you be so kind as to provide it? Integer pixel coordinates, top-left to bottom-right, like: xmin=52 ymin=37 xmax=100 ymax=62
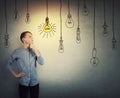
xmin=23 ymin=43 xmax=30 ymax=49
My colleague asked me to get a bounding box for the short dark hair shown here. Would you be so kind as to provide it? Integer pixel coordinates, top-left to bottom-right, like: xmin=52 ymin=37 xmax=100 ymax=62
xmin=20 ymin=31 xmax=32 ymax=42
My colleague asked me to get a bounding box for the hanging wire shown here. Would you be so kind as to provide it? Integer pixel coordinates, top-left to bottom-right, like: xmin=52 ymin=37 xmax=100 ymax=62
xmin=4 ymin=0 xmax=9 ymax=48
xmin=93 ymin=0 xmax=95 ymax=49
xmin=112 ymin=0 xmax=117 ymax=49
xmin=46 ymin=0 xmax=48 ymax=17
xmin=76 ymin=0 xmax=81 ymax=44
xmin=45 ymin=0 xmax=49 ymax=25
xmin=38 ymin=0 xmax=56 ymax=38
xmin=60 ymin=0 xmax=62 ymax=39
xmin=82 ymin=0 xmax=89 ymax=16
xmin=68 ymin=0 xmax=70 ymax=13
xmin=13 ymin=0 xmax=19 ymax=20
xmin=25 ymin=0 xmax=30 ymax=23
xmin=58 ymin=0 xmax=64 ymax=53
xmin=103 ymin=0 xmax=106 ymax=25
xmin=78 ymin=0 xmax=80 ymax=28
xmin=65 ymin=0 xmax=74 ymax=28
xmin=15 ymin=0 xmax=17 ymax=11
xmin=27 ymin=0 xmax=29 ymax=15
xmin=90 ymin=0 xmax=99 ymax=67
xmin=4 ymin=0 xmax=7 ymax=35
xmin=102 ymin=0 xmax=109 ymax=37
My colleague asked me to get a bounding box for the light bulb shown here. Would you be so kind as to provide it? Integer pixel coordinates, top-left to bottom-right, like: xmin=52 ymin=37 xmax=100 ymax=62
xmin=90 ymin=48 xmax=99 ymax=67
xmin=13 ymin=9 xmax=20 ymax=21
xmin=82 ymin=6 xmax=89 ymax=16
xmin=39 ymin=17 xmax=56 ymax=38
xmin=103 ymin=22 xmax=109 ymax=37
xmin=76 ymin=27 xmax=81 ymax=44
xmin=4 ymin=34 xmax=9 ymax=48
xmin=25 ymin=13 xmax=30 ymax=24
xmin=58 ymin=38 xmax=64 ymax=53
xmin=43 ymin=17 xmax=52 ymax=33
xmin=90 ymin=57 xmax=99 ymax=67
xmin=65 ymin=13 xmax=74 ymax=28
xmin=92 ymin=48 xmax=97 ymax=57
xmin=112 ymin=38 xmax=117 ymax=49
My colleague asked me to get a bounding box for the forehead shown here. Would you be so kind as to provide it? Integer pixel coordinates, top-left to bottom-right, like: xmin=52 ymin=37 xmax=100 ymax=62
xmin=25 ymin=33 xmax=32 ymax=37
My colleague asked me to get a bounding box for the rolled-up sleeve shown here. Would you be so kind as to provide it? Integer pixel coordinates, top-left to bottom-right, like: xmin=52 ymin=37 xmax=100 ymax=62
xmin=37 ymin=56 xmax=44 ymax=65
xmin=6 ymin=52 xmax=16 ymax=72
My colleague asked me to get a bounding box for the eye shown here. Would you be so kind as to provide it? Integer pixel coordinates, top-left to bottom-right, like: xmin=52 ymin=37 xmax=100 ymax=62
xmin=29 ymin=36 xmax=32 ymax=38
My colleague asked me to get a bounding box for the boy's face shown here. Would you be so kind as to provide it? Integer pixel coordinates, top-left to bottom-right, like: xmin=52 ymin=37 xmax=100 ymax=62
xmin=22 ymin=33 xmax=33 ymax=45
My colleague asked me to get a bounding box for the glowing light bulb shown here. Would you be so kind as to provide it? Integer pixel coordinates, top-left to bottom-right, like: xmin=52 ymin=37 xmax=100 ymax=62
xmin=103 ymin=22 xmax=109 ymax=37
xmin=76 ymin=27 xmax=81 ymax=44
xmin=13 ymin=9 xmax=20 ymax=21
xmin=112 ymin=38 xmax=117 ymax=49
xmin=58 ymin=38 xmax=64 ymax=53
xmin=43 ymin=17 xmax=52 ymax=33
xmin=39 ymin=17 xmax=56 ymax=38
xmin=90 ymin=48 xmax=99 ymax=67
xmin=82 ymin=6 xmax=89 ymax=16
xmin=4 ymin=34 xmax=9 ymax=48
xmin=25 ymin=13 xmax=30 ymax=24
xmin=65 ymin=13 xmax=74 ymax=28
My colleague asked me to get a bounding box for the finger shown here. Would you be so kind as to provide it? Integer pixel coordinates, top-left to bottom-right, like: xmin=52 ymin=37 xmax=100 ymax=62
xmin=19 ymin=72 xmax=25 ymax=77
xmin=21 ymin=72 xmax=25 ymax=75
xmin=21 ymin=73 xmax=25 ymax=76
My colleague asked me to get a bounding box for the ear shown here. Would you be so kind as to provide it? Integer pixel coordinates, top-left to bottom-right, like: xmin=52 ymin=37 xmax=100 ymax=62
xmin=22 ymin=37 xmax=25 ymax=43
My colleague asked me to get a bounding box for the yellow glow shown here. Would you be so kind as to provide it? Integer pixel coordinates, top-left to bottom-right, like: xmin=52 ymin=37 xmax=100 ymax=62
xmin=38 ymin=17 xmax=56 ymax=38
xmin=39 ymin=23 xmax=56 ymax=38
xmin=43 ymin=23 xmax=52 ymax=33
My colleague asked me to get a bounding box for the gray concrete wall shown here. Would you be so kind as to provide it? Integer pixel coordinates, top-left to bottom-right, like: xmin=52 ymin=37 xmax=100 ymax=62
xmin=0 ymin=0 xmax=120 ymax=98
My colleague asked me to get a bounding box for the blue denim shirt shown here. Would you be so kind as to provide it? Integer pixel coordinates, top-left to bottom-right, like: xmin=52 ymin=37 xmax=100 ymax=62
xmin=6 ymin=47 xmax=44 ymax=86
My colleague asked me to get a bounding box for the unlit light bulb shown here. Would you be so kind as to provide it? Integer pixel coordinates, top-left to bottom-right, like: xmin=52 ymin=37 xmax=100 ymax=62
xmin=76 ymin=27 xmax=81 ymax=44
xmin=58 ymin=38 xmax=64 ymax=53
xmin=90 ymin=48 xmax=99 ymax=67
xmin=112 ymin=38 xmax=117 ymax=49
xmin=82 ymin=6 xmax=89 ymax=16
xmin=90 ymin=57 xmax=99 ymax=67
xmin=65 ymin=13 xmax=74 ymax=28
xmin=4 ymin=34 xmax=9 ymax=48
xmin=25 ymin=13 xmax=30 ymax=24
xmin=103 ymin=22 xmax=109 ymax=37
xmin=13 ymin=9 xmax=20 ymax=21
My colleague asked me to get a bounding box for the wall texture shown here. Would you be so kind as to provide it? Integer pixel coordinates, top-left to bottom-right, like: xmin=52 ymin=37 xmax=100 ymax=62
xmin=0 ymin=0 xmax=120 ymax=98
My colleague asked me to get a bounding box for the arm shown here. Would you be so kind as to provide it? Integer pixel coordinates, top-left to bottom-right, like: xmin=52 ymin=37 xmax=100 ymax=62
xmin=34 ymin=49 xmax=44 ymax=65
xmin=30 ymin=44 xmax=44 ymax=65
xmin=6 ymin=52 xmax=25 ymax=78
xmin=11 ymin=71 xmax=25 ymax=78
xmin=36 ymin=55 xmax=44 ymax=65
